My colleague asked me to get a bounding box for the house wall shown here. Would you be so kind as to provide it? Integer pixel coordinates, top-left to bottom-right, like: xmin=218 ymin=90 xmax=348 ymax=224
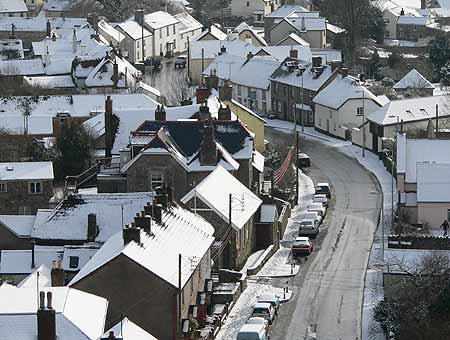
xmin=190 ymin=58 xmax=215 ymax=84
xmin=0 ymin=180 xmax=53 ymax=214
xmin=298 ymin=30 xmax=325 ymax=49
xmin=270 ymin=21 xmax=325 ymax=48
xmin=397 ymin=23 xmax=427 ymax=42
xmin=224 ymin=99 xmax=265 ymax=152
xmin=383 ymin=10 xmax=398 ymax=39
xmin=0 ymin=223 xmax=32 ymax=249
xmin=152 ymin=22 xmax=180 ymax=57
xmin=418 ymin=203 xmax=450 ymax=229
xmin=179 ymin=28 xmax=202 ymax=52
xmin=238 ymin=30 xmax=265 ymax=47
xmin=72 ymin=254 xmax=178 ymax=339
xmin=314 ymin=99 xmax=380 ymax=139
xmin=230 ymin=0 xmax=265 ymax=17
xmin=232 ymin=83 xmax=271 ymax=116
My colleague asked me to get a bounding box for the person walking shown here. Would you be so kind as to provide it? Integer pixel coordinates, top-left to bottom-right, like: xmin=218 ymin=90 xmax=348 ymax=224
xmin=441 ymin=220 xmax=449 ymax=237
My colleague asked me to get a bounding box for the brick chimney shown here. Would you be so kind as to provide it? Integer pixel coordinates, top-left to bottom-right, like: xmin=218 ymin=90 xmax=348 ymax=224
xmin=218 ymin=105 xmax=232 ymax=120
xmin=135 ymin=212 xmax=152 ymax=234
xmin=196 ymin=84 xmax=210 ymax=104
xmin=46 ymin=19 xmax=51 ymax=37
xmin=200 ymin=121 xmax=217 ymax=166
xmin=155 ymin=105 xmax=166 ymax=121
xmin=51 ymin=260 xmax=65 ymax=287
xmin=289 ymin=49 xmax=298 ymax=59
xmin=199 ymin=104 xmax=211 ymax=120
xmin=104 ymin=96 xmax=113 ymax=158
xmin=155 ymin=187 xmax=168 ymax=209
xmin=312 ymin=56 xmax=322 ymax=67
xmin=123 ymin=224 xmax=141 ymax=245
xmin=205 ymin=69 xmax=219 ymax=90
xmin=339 ymin=67 xmax=349 ymax=77
xmin=112 ymin=61 xmax=119 ymax=88
xmin=87 ymin=213 xmax=97 ymax=242
xmin=37 ymin=291 xmax=56 ymax=340
xmin=219 ymin=80 xmax=233 ymax=101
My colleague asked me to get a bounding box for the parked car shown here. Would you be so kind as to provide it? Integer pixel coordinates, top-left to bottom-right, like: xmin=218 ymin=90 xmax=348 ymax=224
xmin=297 ymin=219 xmax=319 ymax=238
xmin=291 ymin=236 xmax=314 ymax=257
xmin=257 ymin=293 xmax=281 ymax=315
xmin=307 ymin=203 xmax=326 ymax=217
xmin=315 ymin=182 xmax=331 ymax=198
xmin=301 ymin=211 xmax=322 ymax=225
xmin=313 ymin=194 xmax=328 ymax=208
xmin=237 ymin=324 xmax=268 ymax=340
xmin=144 ymin=56 xmax=162 ymax=69
xmin=297 ymin=153 xmax=310 ymax=167
xmin=174 ymin=55 xmax=187 ymax=68
xmin=246 ymin=317 xmax=269 ymax=335
xmin=251 ymin=302 xmax=275 ymax=324
xmin=267 ymin=114 xmax=276 ymax=120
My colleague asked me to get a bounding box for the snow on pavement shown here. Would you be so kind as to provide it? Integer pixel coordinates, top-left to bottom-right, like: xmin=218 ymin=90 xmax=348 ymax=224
xmin=215 ymin=281 xmax=292 ymax=340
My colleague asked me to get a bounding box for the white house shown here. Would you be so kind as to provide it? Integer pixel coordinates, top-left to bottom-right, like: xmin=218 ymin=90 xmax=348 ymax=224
xmin=175 ymin=11 xmax=203 ymax=52
xmin=115 ymin=20 xmax=153 ymax=64
xmin=313 ymin=71 xmax=383 ymax=139
xmin=228 ymin=0 xmax=280 ymax=19
xmin=396 ymin=132 xmax=450 ymax=227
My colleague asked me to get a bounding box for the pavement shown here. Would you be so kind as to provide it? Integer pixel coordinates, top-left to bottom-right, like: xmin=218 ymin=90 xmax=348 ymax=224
xmin=265 ymin=127 xmax=382 ymax=340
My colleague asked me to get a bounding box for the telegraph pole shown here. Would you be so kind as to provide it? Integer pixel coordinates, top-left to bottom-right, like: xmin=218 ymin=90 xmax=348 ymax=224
xmin=295 ymin=132 xmax=299 ymax=206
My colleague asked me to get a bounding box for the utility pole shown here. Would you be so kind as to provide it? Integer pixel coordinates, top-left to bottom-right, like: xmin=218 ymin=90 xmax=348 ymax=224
xmin=228 ymin=193 xmax=232 ymax=269
xmin=295 ymin=132 xmax=299 ymax=206
xmin=392 ymin=116 xmax=399 ymax=233
xmin=362 ymin=89 xmax=366 ymax=158
xmin=178 ymin=253 xmax=182 ymax=339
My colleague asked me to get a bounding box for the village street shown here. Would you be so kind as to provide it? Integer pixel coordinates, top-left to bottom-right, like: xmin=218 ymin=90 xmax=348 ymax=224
xmin=264 ymin=127 xmax=382 ymax=340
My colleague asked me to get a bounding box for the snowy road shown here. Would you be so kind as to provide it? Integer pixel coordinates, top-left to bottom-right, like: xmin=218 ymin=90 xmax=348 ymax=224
xmin=265 ymin=127 xmax=382 ymax=340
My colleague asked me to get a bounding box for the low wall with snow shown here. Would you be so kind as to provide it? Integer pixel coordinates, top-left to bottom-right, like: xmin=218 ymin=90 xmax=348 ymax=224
xmin=388 ymin=234 xmax=450 ymax=250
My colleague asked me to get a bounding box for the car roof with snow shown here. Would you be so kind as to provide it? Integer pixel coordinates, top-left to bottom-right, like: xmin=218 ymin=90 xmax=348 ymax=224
xmin=295 ymin=236 xmax=310 ymax=242
xmin=317 ymin=182 xmax=329 ymax=187
xmin=253 ymin=302 xmax=272 ymax=309
xmin=300 ymin=219 xmax=316 ymax=223
xmin=258 ymin=293 xmax=279 ymax=300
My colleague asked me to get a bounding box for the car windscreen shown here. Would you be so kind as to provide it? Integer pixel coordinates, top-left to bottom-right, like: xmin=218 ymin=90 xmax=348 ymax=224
xmin=253 ymin=308 xmax=269 ymax=314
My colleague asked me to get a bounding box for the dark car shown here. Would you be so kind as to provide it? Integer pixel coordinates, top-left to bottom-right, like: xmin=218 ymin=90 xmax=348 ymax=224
xmin=174 ymin=55 xmax=187 ymax=68
xmin=297 ymin=153 xmax=310 ymax=167
xmin=144 ymin=56 xmax=161 ymax=69
xmin=315 ymin=182 xmax=331 ymax=199
xmin=267 ymin=114 xmax=276 ymax=120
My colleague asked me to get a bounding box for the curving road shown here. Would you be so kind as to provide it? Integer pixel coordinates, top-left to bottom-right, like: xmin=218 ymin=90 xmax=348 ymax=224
xmin=265 ymin=127 xmax=382 ymax=340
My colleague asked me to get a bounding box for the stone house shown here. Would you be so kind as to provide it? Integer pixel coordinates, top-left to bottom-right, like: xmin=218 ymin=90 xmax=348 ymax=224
xmin=181 ymin=165 xmax=262 ymax=270
xmin=228 ymin=0 xmax=279 ymax=18
xmin=69 ymin=199 xmax=215 ymax=340
xmin=270 ymin=57 xmax=339 ymax=125
xmin=0 ymin=161 xmax=54 ymax=215
xmin=98 ymin=115 xmax=259 ymax=198
xmin=392 ymin=68 xmax=435 ymax=96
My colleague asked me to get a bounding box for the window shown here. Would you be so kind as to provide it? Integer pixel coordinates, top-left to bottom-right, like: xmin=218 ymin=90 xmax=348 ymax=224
xmin=356 ymin=107 xmax=364 ymax=116
xmin=150 ymin=172 xmax=164 ymax=190
xmin=159 ymin=29 xmax=162 ymax=39
xmin=262 ymin=90 xmax=266 ymax=101
xmin=246 ymin=1 xmax=250 ymax=6
xmin=167 ymin=26 xmax=170 ymax=36
xmin=160 ymin=43 xmax=163 ymax=54
xmin=69 ymin=256 xmax=79 ymax=269
xmin=0 ymin=182 xmax=6 ymax=192
xmin=262 ymin=101 xmax=267 ymax=112
xmin=248 ymin=88 xmax=256 ymax=100
xmin=237 ymin=85 xmax=242 ymax=96
xmin=173 ymin=24 xmax=176 ymax=34
xmin=447 ymin=209 xmax=450 ymax=221
xmin=291 ymin=87 xmax=295 ymax=98
xmin=137 ymin=40 xmax=140 ymax=48
xmin=29 ymin=182 xmax=42 ymax=194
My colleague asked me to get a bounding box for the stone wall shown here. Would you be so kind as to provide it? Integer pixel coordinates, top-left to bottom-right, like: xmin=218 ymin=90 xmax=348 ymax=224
xmin=388 ymin=234 xmax=450 ymax=250
xmin=0 ymin=180 xmax=53 ymax=214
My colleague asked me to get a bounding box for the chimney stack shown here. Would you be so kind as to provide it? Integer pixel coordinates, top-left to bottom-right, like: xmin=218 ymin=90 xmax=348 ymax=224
xmin=289 ymin=49 xmax=298 ymax=59
xmin=200 ymin=121 xmax=217 ymax=166
xmin=153 ymin=203 xmax=163 ymax=224
xmin=339 ymin=67 xmax=349 ymax=77
xmin=46 ymin=19 xmax=51 ymax=37
xmin=112 ymin=62 xmax=119 ymax=88
xmin=37 ymin=291 xmax=56 ymax=340
xmin=219 ymin=80 xmax=233 ymax=102
xmin=205 ymin=69 xmax=219 ymax=90
xmin=31 ymin=241 xmax=35 ymax=269
xmin=199 ymin=104 xmax=211 ymax=120
xmin=51 ymin=260 xmax=65 ymax=287
xmin=87 ymin=213 xmax=97 ymax=242
xmin=301 ymin=16 xmax=306 ymax=31
xmin=218 ymin=105 xmax=232 ymax=120
xmin=196 ymin=84 xmax=210 ymax=104
xmin=123 ymin=224 xmax=141 ymax=245
xmin=421 ymin=0 xmax=427 ymax=9
xmin=155 ymin=105 xmax=166 ymax=121
xmin=135 ymin=212 xmax=152 ymax=234
xmin=246 ymin=51 xmax=254 ymax=61
xmin=104 ymin=96 xmax=113 ymax=159
xmin=312 ymin=56 xmax=322 ymax=67
xmin=155 ymin=187 xmax=168 ymax=209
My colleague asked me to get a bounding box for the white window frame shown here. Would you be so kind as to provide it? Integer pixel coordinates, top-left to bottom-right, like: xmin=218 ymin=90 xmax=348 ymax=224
xmin=29 ymin=181 xmax=42 ymax=194
xmin=356 ymin=107 xmax=364 ymax=116
xmin=0 ymin=182 xmax=6 ymax=192
xmin=150 ymin=172 xmax=164 ymax=190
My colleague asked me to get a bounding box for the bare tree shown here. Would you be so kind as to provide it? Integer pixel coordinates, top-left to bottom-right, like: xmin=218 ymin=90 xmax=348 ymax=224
xmin=164 ymin=71 xmax=194 ymax=106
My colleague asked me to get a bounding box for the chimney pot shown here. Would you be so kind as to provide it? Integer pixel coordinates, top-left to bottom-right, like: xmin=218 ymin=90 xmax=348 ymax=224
xmin=155 ymin=105 xmax=167 ymax=121
xmin=87 ymin=213 xmax=97 ymax=242
xmin=199 ymin=104 xmax=211 ymax=120
xmin=39 ymin=291 xmax=45 ymax=309
xmin=218 ymin=105 xmax=232 ymax=120
xmin=196 ymin=85 xmax=210 ymax=104
xmin=37 ymin=291 xmax=56 ymax=340
xmin=46 ymin=292 xmax=53 ymax=309
xmin=123 ymin=225 xmax=141 ymax=245
xmin=219 ymin=80 xmax=233 ymax=102
xmin=153 ymin=203 xmax=163 ymax=224
xmin=108 ymin=331 xmax=116 ymax=339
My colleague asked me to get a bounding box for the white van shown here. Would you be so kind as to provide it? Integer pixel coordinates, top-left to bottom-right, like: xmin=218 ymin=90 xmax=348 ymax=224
xmin=236 ymin=324 xmax=268 ymax=340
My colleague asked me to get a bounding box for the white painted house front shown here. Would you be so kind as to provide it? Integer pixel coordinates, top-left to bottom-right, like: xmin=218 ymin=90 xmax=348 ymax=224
xmin=313 ymin=73 xmax=383 ymax=140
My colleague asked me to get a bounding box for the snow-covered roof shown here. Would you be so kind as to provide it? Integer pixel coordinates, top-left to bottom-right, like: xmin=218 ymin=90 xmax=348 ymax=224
xmin=98 ymin=20 xmax=124 ymax=43
xmin=190 ymin=39 xmax=261 ymax=59
xmin=105 ymin=317 xmax=158 ymax=340
xmin=62 ymin=245 xmax=100 ymax=272
xmin=257 ymin=45 xmax=312 ymax=63
xmin=0 ymin=162 xmax=53 ymax=181
xmin=260 ymin=204 xmax=277 ymax=223
xmin=0 ymin=0 xmax=27 ymax=13
xmin=276 ymin=32 xmax=310 ymax=46
xmin=0 ymin=215 xmax=35 ymax=237
xmin=69 ymin=204 xmax=215 ymax=288
xmin=310 ymin=48 xmax=342 ymax=63
xmin=265 ymin=4 xmax=310 ymax=18
xmin=436 ymin=0 xmax=450 ymax=8
xmin=313 ymin=75 xmax=382 ymax=109
xmin=0 ymin=39 xmax=24 ymax=60
xmin=0 ymin=16 xmax=87 ymax=33
xmin=396 ymin=133 xmax=450 ymax=183
xmin=116 ymin=20 xmax=152 ymax=40
xmin=417 ymin=162 xmax=450 ymax=202
xmin=194 ymin=25 xmax=227 ymax=41
xmin=235 ymin=22 xmax=267 ymax=46
xmin=181 ymin=165 xmax=262 ymax=230
xmin=84 ymin=55 xmax=140 ymax=88
xmin=24 ymin=75 xmax=75 ymax=88
xmin=143 ymin=11 xmax=179 ymax=29
xmin=270 ymin=61 xmax=334 ymax=91
xmin=204 ymin=53 xmax=281 ymax=90
xmin=367 ymin=95 xmax=450 ymax=126
xmin=17 ymin=264 xmax=52 ymax=288
xmin=0 ymin=246 xmax=62 ymax=274
xmin=0 ymin=59 xmax=44 ymax=75
xmin=0 ymin=286 xmax=108 ymax=340
xmin=31 ymin=193 xmax=155 ymax=242
xmin=253 ymin=150 xmax=264 ymax=173
xmin=175 ymin=11 xmax=202 ymax=34
xmin=43 ymin=0 xmax=76 ymax=12
xmin=326 ymin=22 xmax=346 ymax=34
xmin=393 ymin=69 xmax=434 ymax=90
xmin=284 ymin=16 xmax=327 ymax=31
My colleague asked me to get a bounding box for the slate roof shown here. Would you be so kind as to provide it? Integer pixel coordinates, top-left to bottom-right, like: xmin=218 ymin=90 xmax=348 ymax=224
xmin=0 ymin=162 xmax=53 ymax=181
xmin=135 ymin=120 xmax=253 ymax=159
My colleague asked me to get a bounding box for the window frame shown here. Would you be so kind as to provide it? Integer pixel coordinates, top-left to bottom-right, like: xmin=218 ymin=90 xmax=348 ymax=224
xmin=150 ymin=172 xmax=164 ymax=190
xmin=0 ymin=182 xmax=7 ymax=192
xmin=29 ymin=181 xmax=42 ymax=194
xmin=356 ymin=106 xmax=365 ymax=116
xmin=69 ymin=256 xmax=79 ymax=269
